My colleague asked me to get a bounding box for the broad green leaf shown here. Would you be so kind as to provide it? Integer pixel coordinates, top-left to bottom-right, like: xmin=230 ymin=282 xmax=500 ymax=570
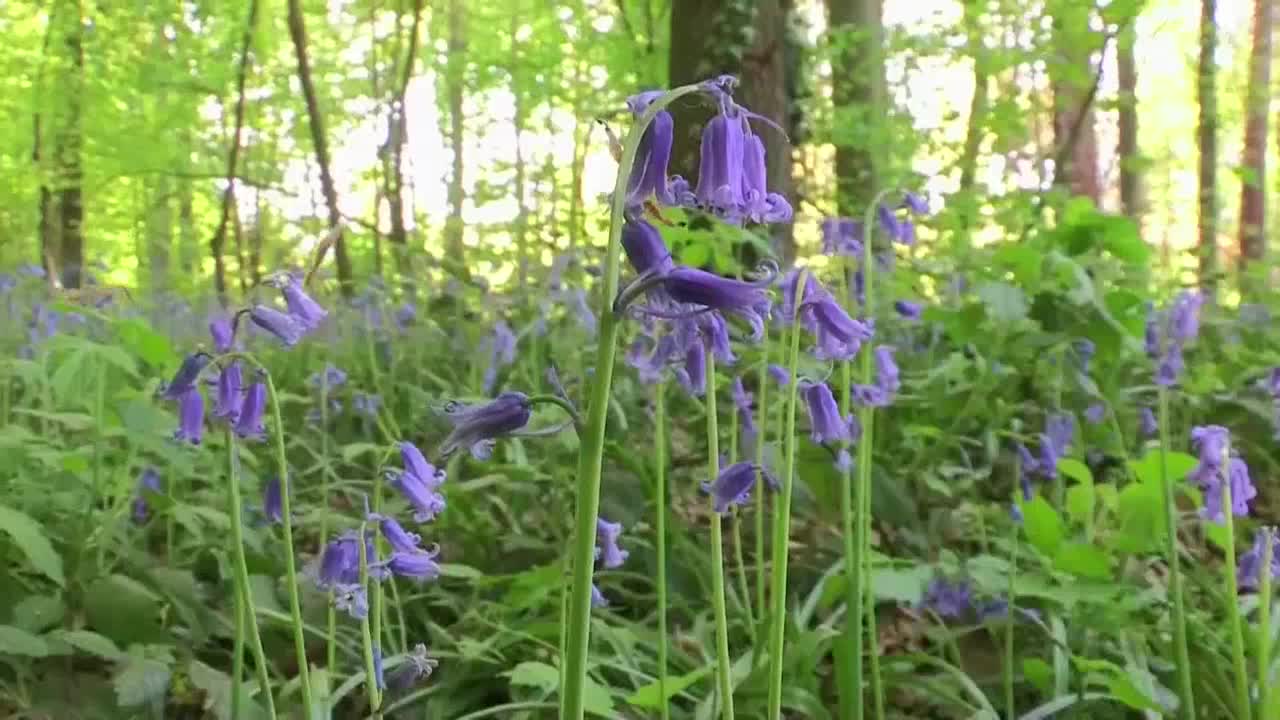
xmin=1058 ymin=458 xmax=1093 ymax=486
xmin=976 ymin=281 xmax=1028 ymax=323
xmin=113 ymin=318 xmax=176 ymax=368
xmin=1065 ymin=484 xmax=1095 ymax=524
xmin=1020 ymin=496 xmax=1064 ymax=556
xmin=626 ymin=665 xmax=713 ymax=708
xmin=0 ymin=624 xmax=51 ymax=656
xmin=340 ymin=443 xmax=380 ymax=462
xmin=0 ymin=503 xmax=65 ymax=586
xmin=583 ymin=675 xmax=615 ymax=717
xmin=1128 ymin=451 xmax=1198 ymax=487
xmin=507 ymin=660 xmax=559 ymax=694
xmin=113 ymin=655 xmax=173 ymax=707
xmin=1023 ymin=658 xmax=1054 ymax=696
xmin=1053 ymin=543 xmax=1112 ymax=580
xmin=10 ymin=594 xmax=65 ymax=632
xmin=49 ymin=629 xmax=123 ymax=660
xmin=188 ymin=659 xmax=266 ymax=720
xmin=1114 ymin=481 xmax=1165 ymax=554
xmin=1108 ymin=671 xmax=1162 ymax=711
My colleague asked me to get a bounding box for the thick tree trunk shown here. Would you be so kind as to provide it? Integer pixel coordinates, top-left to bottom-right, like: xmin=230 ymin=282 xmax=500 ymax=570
xmin=287 ymin=0 xmax=355 ymax=295
xmin=57 ymin=4 xmax=85 ymax=289
xmin=212 ymin=0 xmax=257 ymax=304
xmin=1051 ymin=10 xmax=1102 ymax=203
xmin=740 ymin=0 xmax=795 ymax=261
xmin=1198 ymin=0 xmax=1220 ymax=295
xmin=827 ymin=0 xmax=882 ymax=218
xmin=1117 ymin=21 xmax=1142 ymax=218
xmin=1238 ymin=0 xmax=1272 ymax=272
xmin=443 ymin=0 xmax=467 ymax=271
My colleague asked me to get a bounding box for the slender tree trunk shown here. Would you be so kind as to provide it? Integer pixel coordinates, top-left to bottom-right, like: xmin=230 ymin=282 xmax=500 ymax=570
xmin=510 ymin=7 xmax=530 ymax=284
xmin=443 ymin=0 xmax=467 ymax=271
xmin=386 ymin=0 xmax=424 ymax=280
xmin=148 ymin=177 xmax=173 ymax=293
xmin=1051 ymin=10 xmax=1102 ymax=203
xmin=1198 ymin=0 xmax=1220 ymax=295
xmin=248 ymin=192 xmax=264 ymax=287
xmin=740 ymin=0 xmax=795 ymax=261
xmin=212 ymin=0 xmax=258 ymax=304
xmin=1238 ymin=0 xmax=1272 ymax=274
xmin=33 ymin=16 xmax=56 ymax=279
xmin=957 ymin=0 xmax=990 ymax=246
xmin=287 ymin=0 xmax=355 ymax=295
xmin=826 ymin=0 xmax=883 ymax=217
xmin=179 ymin=172 xmax=197 ymax=279
xmin=57 ymin=3 xmax=86 ymax=289
xmin=371 ymin=1 xmax=389 ymax=279
xmin=568 ymin=60 xmax=584 ymax=251
xmin=1117 ymin=20 xmax=1142 ymax=218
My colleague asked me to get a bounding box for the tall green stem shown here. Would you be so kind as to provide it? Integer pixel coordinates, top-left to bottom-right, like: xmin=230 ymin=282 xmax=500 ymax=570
xmin=225 ymin=428 xmax=278 ymax=719
xmin=356 ymin=519 xmax=383 ymax=712
xmin=655 ymin=380 xmax=670 ymax=720
xmin=319 ymin=373 xmax=337 ymax=692
xmin=705 ymin=350 xmax=735 ymax=719
xmin=231 ymin=568 xmax=245 ymax=720
xmin=1257 ymin=529 xmax=1273 ymax=718
xmin=767 ymin=270 xmax=807 ymax=718
xmin=837 ymin=257 xmax=862 ymax=720
xmin=754 ymin=352 xmax=769 ymax=628
xmin=728 ymin=382 xmax=755 ymax=640
xmin=559 ymin=83 xmax=700 ymax=720
xmin=263 ymin=373 xmax=314 ymax=716
xmin=1158 ymin=387 xmax=1195 ymax=720
xmin=1221 ymin=444 xmax=1251 ymax=720
xmin=1005 ymin=482 xmax=1020 ymax=720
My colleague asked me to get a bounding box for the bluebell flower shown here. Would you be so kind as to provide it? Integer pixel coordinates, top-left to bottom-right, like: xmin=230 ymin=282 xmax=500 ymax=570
xmin=835 ymin=448 xmax=854 ymax=473
xmin=650 ymin=266 xmax=772 ymax=340
xmin=1085 ymin=403 xmax=1106 ymax=425
xmin=1168 ymin=291 xmax=1204 ymax=346
xmin=395 ymin=302 xmax=416 ymax=331
xmin=894 ymin=300 xmax=923 ymax=321
xmin=625 ymin=91 xmax=675 ymax=207
xmin=1037 ymin=413 xmax=1074 ymax=480
xmin=740 ymin=126 xmax=792 ymax=223
xmin=306 ymin=398 xmax=342 ymax=426
xmin=731 ymin=377 xmax=756 ymax=442
xmin=234 ymin=381 xmax=267 ymax=440
xmin=1075 ymin=339 xmax=1095 ymax=373
xmin=1138 ymin=407 xmax=1158 ymax=438
xmin=622 ymin=218 xmax=675 ymax=277
xmin=920 ymin=576 xmax=972 ymax=619
xmin=278 ymin=275 xmax=328 ymax=331
xmin=1147 ymin=291 xmax=1204 ymax=387
xmin=209 ymin=316 xmax=234 ymax=353
xmin=353 ymin=392 xmax=382 ymax=418
xmin=439 ymin=392 xmax=533 ymax=460
xmin=595 ymin=518 xmax=629 ymax=569
xmin=901 ymin=192 xmax=930 ymax=215
xmin=174 ymin=388 xmax=204 ymax=444
xmin=393 ymin=441 xmax=447 ymax=522
xmin=213 ymin=362 xmax=243 ymax=422
xmin=875 ymin=346 xmax=900 ymax=394
xmin=591 ymin=583 xmax=609 ymax=608
xmin=796 ymin=279 xmax=873 ymax=361
xmin=1016 ymin=442 xmax=1036 ymax=500
xmin=132 ymin=468 xmax=162 ymax=524
xmin=800 ymin=381 xmax=853 ymax=444
xmin=248 ymin=305 xmax=306 ymax=346
xmin=161 ymin=353 xmax=211 ymax=400
xmin=0 ymin=274 xmax=14 ymax=293
xmin=702 ymin=461 xmax=771 ymax=514
xmin=674 ymin=335 xmax=707 ymax=397
xmin=316 ymin=531 xmax=372 ymax=588
xmin=626 ymin=334 xmax=679 ymax=385
xmin=334 ymin=584 xmax=369 ymax=619
xmin=821 ymin=217 xmax=864 ymax=257
xmin=378 ymin=515 xmax=424 ymax=554
xmin=383 ymin=546 xmax=441 ymax=581
xmin=373 ymin=646 xmax=386 ymax=690
xmin=1188 ymin=425 xmax=1255 ymax=523
xmin=387 ymin=644 xmax=438 ymax=690
xmin=767 ymin=364 xmax=791 ymax=386
xmin=263 ymin=476 xmax=284 ymax=524
xmin=693 ymin=110 xmax=746 ymax=218
xmin=1238 ymin=528 xmax=1280 ymax=590
xmin=309 ymin=364 xmax=348 ymax=390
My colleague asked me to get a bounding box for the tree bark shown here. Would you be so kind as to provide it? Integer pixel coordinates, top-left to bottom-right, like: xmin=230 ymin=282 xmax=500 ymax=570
xmin=57 ymin=3 xmax=86 ymax=289
xmin=287 ymin=0 xmax=355 ymax=295
xmin=1198 ymin=0 xmax=1220 ymax=295
xmin=33 ymin=15 xmax=56 ymax=279
xmin=510 ymin=7 xmax=530 ymax=284
xmin=386 ymin=0 xmax=424 ymax=279
xmin=211 ymin=0 xmax=258 ymax=304
xmin=740 ymin=0 xmax=795 ymax=261
xmin=1050 ymin=9 xmax=1102 ymax=203
xmin=443 ymin=0 xmax=467 ymax=272
xmin=1238 ymin=0 xmax=1272 ymax=272
xmin=826 ymin=0 xmax=883 ymax=218
xmin=1117 ymin=20 xmax=1142 ymax=218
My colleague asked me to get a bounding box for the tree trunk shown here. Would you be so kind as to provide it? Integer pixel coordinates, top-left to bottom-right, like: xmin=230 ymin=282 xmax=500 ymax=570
xmin=34 ymin=17 xmax=56 ymax=279
xmin=1238 ymin=0 xmax=1272 ymax=273
xmin=147 ymin=176 xmax=173 ymax=293
xmin=57 ymin=3 xmax=85 ymax=289
xmin=740 ymin=0 xmax=795 ymax=261
xmin=1051 ymin=9 xmax=1102 ymax=204
xmin=1117 ymin=20 xmax=1142 ymax=219
xmin=1198 ymin=0 xmax=1220 ymax=295
xmin=826 ymin=0 xmax=883 ymax=218
xmin=287 ymin=0 xmax=355 ymax=295
xmin=510 ymin=7 xmax=530 ymax=284
xmin=386 ymin=0 xmax=424 ymax=279
xmin=443 ymin=0 xmax=467 ymax=272
xmin=212 ymin=0 xmax=257 ymax=304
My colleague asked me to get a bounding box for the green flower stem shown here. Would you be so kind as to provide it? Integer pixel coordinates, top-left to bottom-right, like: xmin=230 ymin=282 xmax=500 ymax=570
xmin=655 ymin=379 xmax=671 ymax=720
xmin=705 ymin=350 xmax=735 ymax=720
xmin=356 ymin=519 xmax=383 ymax=712
xmin=232 ymin=568 xmax=245 ymax=720
xmin=1221 ymin=445 xmax=1251 ymax=720
xmin=364 ymin=326 xmax=400 ymax=659
xmin=225 ymin=427 xmax=278 ymax=719
xmin=837 ymin=254 xmax=862 ymax=720
xmin=559 ymin=83 xmax=700 ymax=720
xmin=1258 ymin=530 xmax=1273 ymax=718
xmin=767 ymin=269 xmax=808 ymax=719
xmin=319 ymin=374 xmax=337 ymax=696
xmin=754 ymin=352 xmax=769 ymax=628
xmin=728 ymin=386 xmax=755 ymax=641
xmin=1158 ymin=387 xmax=1195 ymax=720
xmin=1005 ymin=482 xmax=1020 ymax=720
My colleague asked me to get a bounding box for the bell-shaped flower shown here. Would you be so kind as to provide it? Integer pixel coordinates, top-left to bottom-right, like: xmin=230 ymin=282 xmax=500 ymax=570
xmin=392 ymin=442 xmax=447 ymax=522
xmin=801 ymin=381 xmax=853 ymax=444
xmin=894 ymin=300 xmax=923 ymax=321
xmin=249 ymin=305 xmax=306 ymax=347
xmin=132 ymin=468 xmax=162 ymax=524
xmin=1239 ymin=528 xmax=1280 ymax=590
xmin=279 ymin=275 xmax=328 ymax=331
xmin=622 ymin=218 xmax=675 ymax=277
xmin=174 ymin=388 xmax=204 ymax=444
xmin=693 ymin=112 xmax=747 ymax=218
xmin=821 ymin=217 xmax=863 ymax=257
xmin=702 ymin=461 xmax=772 ymax=514
xmin=161 ymin=353 xmax=211 ymax=400
xmin=213 ymin=362 xmax=243 ymax=422
xmin=263 ymin=475 xmax=285 ymax=524
xmin=234 ymin=381 xmax=267 ymax=440
xmin=209 ymin=316 xmax=234 ymax=353
xmin=439 ymin=392 xmax=533 ymax=460
xmin=595 ymin=518 xmax=629 ymax=570
xmin=625 ymin=92 xmax=676 ymax=207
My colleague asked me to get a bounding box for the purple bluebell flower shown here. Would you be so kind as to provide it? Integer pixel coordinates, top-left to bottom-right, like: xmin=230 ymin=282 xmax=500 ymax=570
xmin=901 ymin=192 xmax=930 ymax=215
xmin=801 ymin=381 xmax=852 ymax=444
xmin=213 ymin=362 xmax=243 ymax=422
xmin=652 ymin=267 xmax=772 ymax=339
xmin=626 ymin=334 xmax=677 ymax=385
xmin=384 ymin=545 xmax=441 ymax=581
xmin=591 ymin=583 xmax=609 ymax=608
xmin=263 ymin=476 xmax=284 ymax=524
xmin=1075 ymin=339 xmax=1095 ymax=373
xmin=393 ymin=442 xmax=447 ymax=522
xmin=693 ymin=112 xmax=746 ymax=218
xmin=836 ymin=448 xmax=854 ymax=473
xmin=395 ymin=302 xmax=416 ymax=331
xmin=1036 ymin=413 xmax=1074 ymax=480
xmin=248 ymin=305 xmax=306 ymax=346
xmin=278 ymin=275 xmax=328 ymax=331
xmin=1138 ymin=407 xmax=1158 ymax=438
xmin=768 ymin=364 xmax=791 ymax=385
xmin=373 ymin=646 xmax=386 ymax=690
xmin=1085 ymin=403 xmax=1106 ymax=425
xmin=1239 ymin=528 xmax=1280 ymax=590
xmin=439 ymin=392 xmax=533 ymax=460
xmin=740 ymin=127 xmax=793 ymax=223
xmin=595 ymin=518 xmax=629 ymax=569
xmin=875 ymin=346 xmax=900 ymax=394
xmin=731 ymin=377 xmax=756 ymax=441
xmin=625 ymin=91 xmax=675 ymax=207
xmin=1188 ymin=425 xmax=1230 ymax=484
xmin=334 ymin=585 xmax=369 ymax=619
xmin=1143 ymin=302 xmax=1160 ymax=359
xmin=1188 ymin=425 xmax=1254 ymax=523
xmin=132 ymin=468 xmax=161 ymax=524
xmin=894 ymin=300 xmax=922 ymax=321
xmin=233 ymin=382 xmax=267 ymax=440
xmin=797 ymin=281 xmax=873 ymax=360
xmin=316 ymin=531 xmax=375 ymax=588
xmin=379 ymin=515 xmax=423 ymax=554
xmin=821 ymin=217 xmax=864 ymax=257
xmin=387 ymin=643 xmax=438 ymax=690
xmin=161 ymin=353 xmax=211 ymax=400
xmin=1168 ymin=291 xmax=1204 ymax=346
xmin=209 ymin=316 xmax=234 ymax=353
xmin=674 ymin=336 xmax=707 ymax=397
xmin=920 ymin=576 xmax=972 ymax=619
xmin=0 ymin=274 xmax=14 ymax=293
xmin=875 ymin=204 xmax=914 ymax=244
xmin=309 ymin=364 xmax=348 ymax=390
xmin=778 ymin=268 xmax=816 ymax=325
xmin=622 ymin=218 xmax=675 ymax=277
xmin=174 ymin=388 xmax=204 ymax=444
xmin=702 ymin=461 xmax=768 ymax=514
xmin=353 ymin=392 xmax=381 ymax=418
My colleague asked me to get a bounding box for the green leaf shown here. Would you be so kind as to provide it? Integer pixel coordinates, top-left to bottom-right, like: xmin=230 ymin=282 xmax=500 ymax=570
xmin=1020 ymin=495 xmax=1064 ymax=556
xmin=10 ymin=594 xmax=65 ymax=632
xmin=114 ymin=318 xmax=175 ymax=368
xmin=507 ymin=660 xmax=559 ymax=694
xmin=583 ymin=675 xmax=615 ymax=717
xmin=1053 ymin=543 xmax=1112 ymax=580
xmin=1108 ymin=671 xmax=1161 ymax=711
xmin=1065 ymin=484 xmax=1095 ymax=524
xmin=1057 ymin=458 xmax=1093 ymax=486
xmin=0 ymin=503 xmax=65 ymax=586
xmin=1129 ymin=451 xmax=1198 ymax=486
xmin=188 ymin=659 xmax=265 ymax=720
xmin=340 ymin=443 xmax=381 ymax=462
xmin=976 ymin=281 xmax=1029 ymax=323
xmin=0 ymin=624 xmax=51 ymax=656
xmin=49 ymin=629 xmax=123 ymax=660
xmin=437 ymin=563 xmax=482 ymax=580
xmin=626 ymin=665 xmax=713 ymax=708
xmin=113 ymin=655 xmax=173 ymax=707
xmin=1114 ymin=480 xmax=1165 ymax=554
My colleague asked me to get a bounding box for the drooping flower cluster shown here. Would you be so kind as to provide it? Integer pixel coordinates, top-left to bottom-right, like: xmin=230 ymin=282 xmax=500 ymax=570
xmin=1014 ymin=412 xmax=1075 ymax=500
xmin=918 ymin=575 xmax=1015 ymax=624
xmin=782 ymin=272 xmax=872 ymax=361
xmin=851 ymin=346 xmax=901 ymax=408
xmin=305 ymin=364 xmax=347 ymax=426
xmin=131 ymin=468 xmax=162 ymax=524
xmin=591 ymin=517 xmax=630 ymax=608
xmin=241 ymin=273 xmax=330 ymax=348
xmin=702 ymin=460 xmax=776 ymax=514
xmin=818 ymin=193 xmax=929 ymax=257
xmin=1145 ymin=291 xmax=1204 ymax=387
xmin=1238 ymin=527 xmax=1280 ymax=590
xmin=438 ymin=392 xmax=535 ymax=460
xmin=1187 ymin=425 xmax=1255 ymax=524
